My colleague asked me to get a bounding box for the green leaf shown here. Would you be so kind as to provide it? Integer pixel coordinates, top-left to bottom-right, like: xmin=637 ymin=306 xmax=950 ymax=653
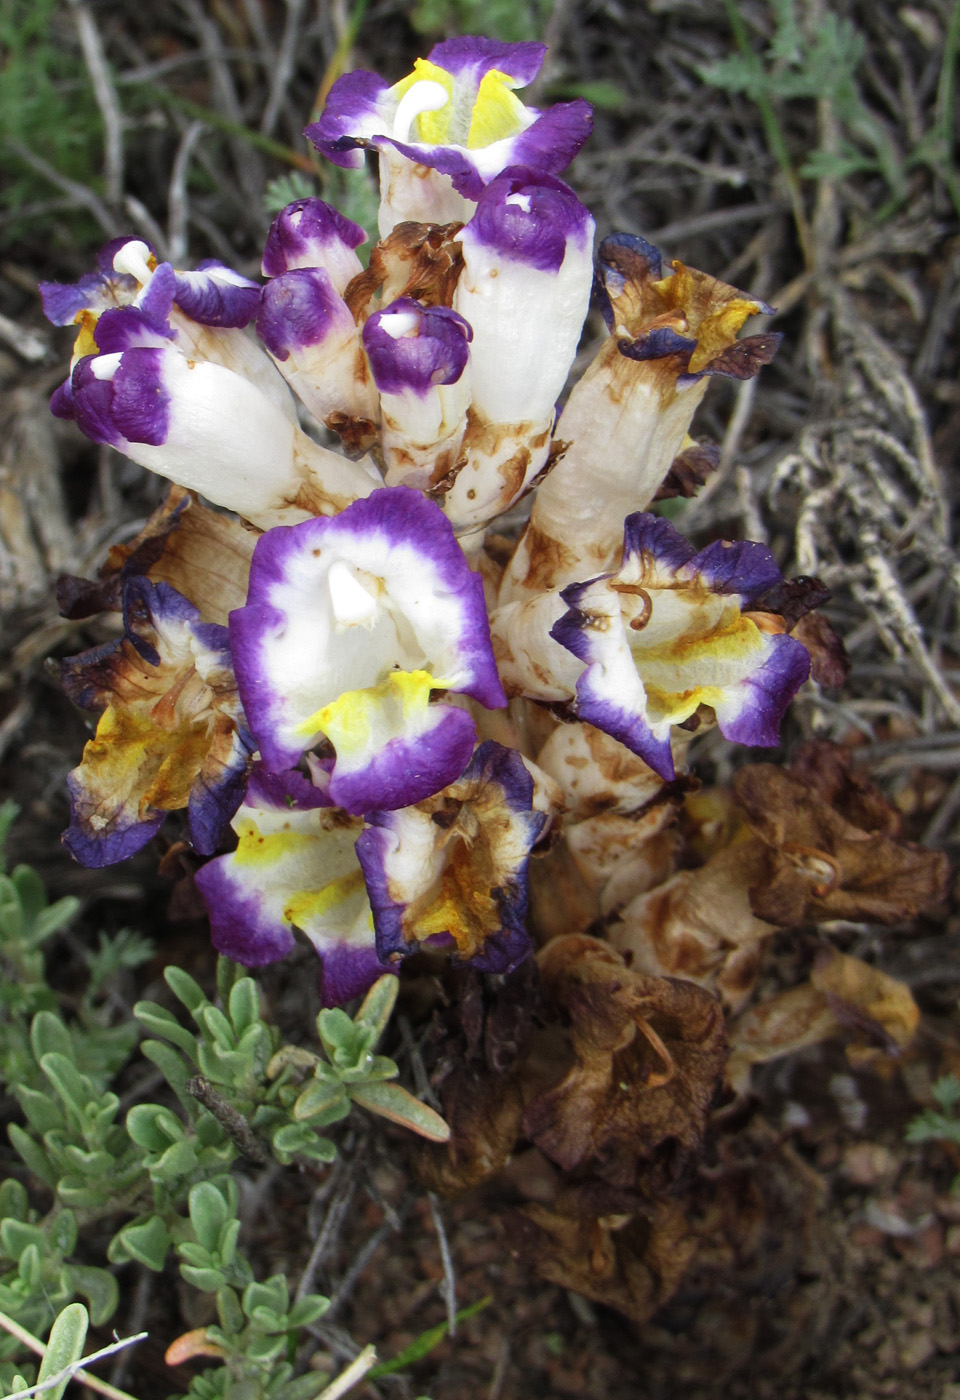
xmin=127 ymin=1103 xmax=183 ymax=1151
xmin=66 ymin=1264 xmax=119 ymax=1326
xmin=110 ymin=1214 xmax=172 ymax=1273
xmin=368 ymin=1296 xmax=492 ymax=1377
xmin=200 ymin=1006 xmax=237 ymax=1052
xmin=39 ymin=1054 xmax=93 ymax=1121
xmin=31 ymin=897 xmax=81 ymax=943
xmin=164 ymin=967 xmax=209 ymax=1019
xmin=292 ymin=1078 xmax=349 ymax=1123
xmin=0 ymin=1181 xmax=28 ymax=1221
xmin=228 ymin=979 xmax=261 ymax=1037
xmin=350 ymin=1083 xmax=450 ymax=1142
xmin=189 ymin=1181 xmax=232 ymax=1251
xmin=36 ymin=1302 xmax=88 ymax=1400
xmin=932 ymin=1075 xmax=960 ymax=1110
xmin=243 ymin=1277 xmax=287 ymax=1320
xmin=215 ymin=956 xmax=243 ymax=1007
xmin=134 ymin=1003 xmax=199 ymax=1060
xmin=48 ymin=1212 xmax=77 ymax=1258
xmin=316 ymin=1008 xmax=355 ymax=1060
xmin=139 ymin=1040 xmax=195 ymax=1108
xmin=354 ymin=974 xmax=399 ymax=1045
xmin=30 ymin=1011 xmax=72 ymax=1063
xmin=15 ymin=1085 xmax=65 ymax=1135
xmin=11 ymin=866 xmax=47 ymax=927
xmin=180 ymin=1265 xmax=228 ymax=1293
xmin=216 ymin=1285 xmax=244 ymax=1336
xmin=8 ymin=1123 xmax=57 ymax=1187
xmin=0 ymin=1219 xmax=46 ymax=1261
xmin=0 ymin=800 xmax=19 ymax=872
xmin=287 ymin=1294 xmax=329 ymax=1328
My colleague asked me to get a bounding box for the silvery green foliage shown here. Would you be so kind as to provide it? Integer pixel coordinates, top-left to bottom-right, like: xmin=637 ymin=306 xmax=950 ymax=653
xmin=169 ymin=1181 xmax=332 ymax=1400
xmin=0 ymin=808 xmax=440 ymax=1390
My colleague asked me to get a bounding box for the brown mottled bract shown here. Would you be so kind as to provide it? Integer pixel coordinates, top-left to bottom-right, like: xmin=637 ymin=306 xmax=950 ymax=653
xmin=733 ymin=745 xmax=949 ymax=925
xmin=58 ymin=485 xmax=257 ymax=626
xmin=324 ymin=410 xmax=378 ymax=453
xmin=611 ymin=842 xmax=774 ymax=1010
xmin=518 ymin=523 xmax=577 ymax=593
xmin=342 ymin=220 xmax=464 ymax=322
xmin=525 ymin=935 xmax=727 ymax=1193
xmin=458 ymin=410 xmax=551 ymax=501
xmin=654 ymin=438 xmax=720 ymax=501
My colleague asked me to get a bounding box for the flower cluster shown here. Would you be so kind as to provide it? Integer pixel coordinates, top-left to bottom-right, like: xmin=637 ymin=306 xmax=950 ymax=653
xmin=47 ymin=36 xmax=819 ymax=1008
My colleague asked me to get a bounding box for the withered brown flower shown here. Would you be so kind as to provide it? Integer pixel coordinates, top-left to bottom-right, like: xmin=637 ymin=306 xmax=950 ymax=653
xmin=734 ymin=742 xmax=949 ymax=926
xmin=523 ymin=935 xmax=727 ymax=1192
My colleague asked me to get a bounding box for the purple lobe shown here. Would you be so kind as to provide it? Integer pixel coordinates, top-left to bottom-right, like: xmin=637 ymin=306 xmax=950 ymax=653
xmin=427 ymin=37 xmax=546 ymax=86
xmin=256 ymin=268 xmax=349 ymax=358
xmin=172 ymin=261 xmax=261 ymax=328
xmin=262 ymin=199 xmax=367 ymax=278
xmin=306 ymin=70 xmax=390 ymax=169
xmin=328 ymin=704 xmax=477 ymax=814
xmin=464 ymin=166 xmax=592 ymax=272
xmin=362 ymin=299 xmax=472 ymax=396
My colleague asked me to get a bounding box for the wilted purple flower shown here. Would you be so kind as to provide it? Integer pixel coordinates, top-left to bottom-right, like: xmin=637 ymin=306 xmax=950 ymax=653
xmin=61 ymin=578 xmax=252 ymax=867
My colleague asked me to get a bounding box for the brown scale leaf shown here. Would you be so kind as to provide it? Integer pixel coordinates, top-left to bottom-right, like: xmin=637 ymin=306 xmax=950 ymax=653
xmin=58 ymin=486 xmax=256 ymax=627
xmin=524 ymin=935 xmax=727 ymax=1192
xmin=343 ymin=220 xmax=464 ymax=322
xmin=654 ymin=438 xmax=720 ymax=501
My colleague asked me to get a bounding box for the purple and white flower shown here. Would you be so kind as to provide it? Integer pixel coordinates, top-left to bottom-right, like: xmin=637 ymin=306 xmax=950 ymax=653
xmin=195 ymin=766 xmax=389 ymax=1004
xmin=440 ymin=168 xmax=594 ymax=531
xmin=501 ymin=234 xmax=781 ymax=601
xmin=549 ymin=514 xmax=811 ymax=779
xmin=362 ymin=298 xmax=472 ymax=489
xmin=257 ymin=267 xmax=378 ymax=441
xmin=356 ymin=740 xmax=545 ymax=972
xmin=261 ymin=198 xmax=367 ymax=292
xmin=61 ymin=578 xmax=253 ymax=868
xmin=307 ymin=38 xmax=592 ymax=233
xmin=52 ymin=297 xmax=380 ymax=528
xmin=229 ymin=487 xmax=507 ymax=812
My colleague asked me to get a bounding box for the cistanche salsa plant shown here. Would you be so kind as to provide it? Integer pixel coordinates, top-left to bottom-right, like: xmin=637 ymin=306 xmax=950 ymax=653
xmin=40 ymin=35 xmax=948 ymax=1326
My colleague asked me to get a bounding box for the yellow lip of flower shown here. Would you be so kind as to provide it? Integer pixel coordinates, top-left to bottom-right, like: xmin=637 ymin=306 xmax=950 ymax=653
xmin=296 ymin=669 xmax=454 ymax=760
xmin=390 ymin=58 xmax=528 ymax=149
xmin=284 ymin=869 xmax=367 ymax=926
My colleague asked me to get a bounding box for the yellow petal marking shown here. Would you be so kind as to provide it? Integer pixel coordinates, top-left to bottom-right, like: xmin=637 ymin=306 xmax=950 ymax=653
xmin=688 ymin=298 xmax=762 ymax=374
xmin=297 ymin=669 xmax=451 ymax=759
xmin=73 ymin=311 xmax=100 ymax=358
xmin=467 ymin=70 xmax=527 ymax=148
xmin=232 ymin=819 xmax=316 ymax=869
xmin=284 ymin=869 xmax=368 ymax=927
